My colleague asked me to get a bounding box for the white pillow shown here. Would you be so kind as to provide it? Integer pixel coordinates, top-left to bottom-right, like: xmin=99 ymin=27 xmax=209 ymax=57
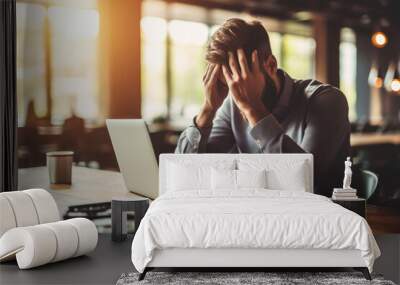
xmin=211 ymin=168 xmax=236 ymax=190
xmin=238 ymin=159 xmax=309 ymax=192
xmin=168 ymin=162 xmax=209 ymax=191
xmin=167 ymin=160 xmax=235 ymax=192
xmin=266 ymin=163 xmax=307 ymax=191
xmin=211 ymin=169 xmax=268 ymax=190
xmin=237 ymin=169 xmax=267 ymax=189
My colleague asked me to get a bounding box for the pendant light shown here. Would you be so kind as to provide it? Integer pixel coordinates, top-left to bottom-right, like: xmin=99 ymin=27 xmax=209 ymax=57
xmin=384 ymin=61 xmax=400 ymax=94
xmin=368 ymin=62 xmax=384 ymax=89
xmin=371 ymin=19 xmax=390 ymax=48
xmin=371 ymin=31 xmax=388 ymax=48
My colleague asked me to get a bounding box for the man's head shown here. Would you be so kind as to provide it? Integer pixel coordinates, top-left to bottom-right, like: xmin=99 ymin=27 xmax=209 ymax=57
xmin=206 ymin=18 xmax=272 ymax=68
xmin=206 ymin=18 xmax=280 ymax=106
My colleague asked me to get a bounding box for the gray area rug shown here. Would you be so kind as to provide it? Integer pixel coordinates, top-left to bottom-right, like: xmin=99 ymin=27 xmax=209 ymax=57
xmin=116 ymin=272 xmax=396 ymax=285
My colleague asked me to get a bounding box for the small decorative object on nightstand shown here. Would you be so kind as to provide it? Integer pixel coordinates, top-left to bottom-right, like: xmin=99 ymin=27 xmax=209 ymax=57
xmin=331 ymin=157 xmax=366 ymax=217
xmin=112 ymin=197 xmax=149 ymax=242
xmin=332 ymin=157 xmax=358 ymax=200
xmin=331 ymin=198 xmax=366 ymax=218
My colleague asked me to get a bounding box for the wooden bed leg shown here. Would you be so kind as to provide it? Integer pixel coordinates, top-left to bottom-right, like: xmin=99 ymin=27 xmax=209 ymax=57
xmin=354 ymin=267 xmax=371 ymax=280
xmin=138 ymin=268 xmax=148 ymax=281
xmin=362 ymin=268 xmax=372 ymax=280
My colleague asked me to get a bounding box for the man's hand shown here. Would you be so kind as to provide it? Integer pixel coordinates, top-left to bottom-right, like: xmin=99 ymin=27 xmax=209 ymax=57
xmin=196 ymin=64 xmax=228 ymax=128
xmin=222 ymin=49 xmax=270 ymax=126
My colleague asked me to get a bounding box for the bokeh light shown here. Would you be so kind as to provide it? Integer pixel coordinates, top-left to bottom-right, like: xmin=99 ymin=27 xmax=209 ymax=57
xmin=391 ymin=79 xmax=400 ymax=93
xmin=371 ymin=31 xmax=388 ymax=48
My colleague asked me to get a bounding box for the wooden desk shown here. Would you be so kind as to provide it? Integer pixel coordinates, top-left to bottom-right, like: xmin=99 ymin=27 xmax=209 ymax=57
xmin=351 ymin=133 xmax=400 ymax=147
xmin=18 ymin=166 xmax=142 ymax=215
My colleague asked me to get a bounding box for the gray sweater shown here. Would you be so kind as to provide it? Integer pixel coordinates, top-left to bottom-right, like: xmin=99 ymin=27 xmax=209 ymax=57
xmin=175 ymin=70 xmax=351 ymax=197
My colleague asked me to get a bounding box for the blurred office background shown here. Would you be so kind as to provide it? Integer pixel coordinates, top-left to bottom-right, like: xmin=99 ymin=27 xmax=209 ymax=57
xmin=16 ymin=0 xmax=400 ymax=230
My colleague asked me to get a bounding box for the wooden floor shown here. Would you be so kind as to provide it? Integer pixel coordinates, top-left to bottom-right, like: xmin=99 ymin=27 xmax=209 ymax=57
xmin=367 ymin=205 xmax=400 ymax=234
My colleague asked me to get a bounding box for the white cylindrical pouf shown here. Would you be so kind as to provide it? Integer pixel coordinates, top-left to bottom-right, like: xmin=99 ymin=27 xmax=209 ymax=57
xmin=18 ymin=226 xmax=57 ymax=269
xmin=0 ymin=196 xmax=17 ymax=237
xmin=0 ymin=219 xmax=98 ymax=269
xmin=43 ymin=221 xmax=79 ymax=262
xmin=24 ymin=189 xmax=60 ymax=224
xmin=0 ymin=226 xmax=58 ymax=269
xmin=65 ymin=218 xmax=98 ymax=257
xmin=1 ymin=192 xmax=39 ymax=227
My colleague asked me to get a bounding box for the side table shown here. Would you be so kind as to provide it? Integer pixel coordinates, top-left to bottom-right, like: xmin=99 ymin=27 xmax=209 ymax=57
xmin=111 ymin=197 xmax=150 ymax=242
xmin=332 ymin=198 xmax=366 ymax=218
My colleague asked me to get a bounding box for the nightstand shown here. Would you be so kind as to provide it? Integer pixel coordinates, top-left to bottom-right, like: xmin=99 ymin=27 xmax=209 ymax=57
xmin=111 ymin=197 xmax=150 ymax=242
xmin=331 ymin=198 xmax=366 ymax=218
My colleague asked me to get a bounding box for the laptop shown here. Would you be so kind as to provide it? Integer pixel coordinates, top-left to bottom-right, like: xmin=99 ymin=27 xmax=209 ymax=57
xmin=106 ymin=119 xmax=159 ymax=199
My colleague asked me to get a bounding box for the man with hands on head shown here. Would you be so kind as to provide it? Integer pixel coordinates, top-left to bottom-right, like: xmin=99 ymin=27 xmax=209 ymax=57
xmin=175 ymin=18 xmax=350 ymax=197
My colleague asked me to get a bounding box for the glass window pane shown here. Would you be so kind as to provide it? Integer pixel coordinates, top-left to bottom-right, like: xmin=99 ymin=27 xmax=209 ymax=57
xmin=169 ymin=20 xmax=208 ymax=120
xmin=210 ymin=24 xmax=220 ymax=36
xmin=340 ymin=28 xmax=357 ymax=122
xmin=48 ymin=7 xmax=100 ymax=124
xmin=16 ymin=3 xmax=47 ymax=126
xmin=269 ymin=32 xmax=282 ymax=65
xmin=141 ymin=17 xmax=168 ymax=120
xmin=281 ymin=34 xmax=315 ymax=79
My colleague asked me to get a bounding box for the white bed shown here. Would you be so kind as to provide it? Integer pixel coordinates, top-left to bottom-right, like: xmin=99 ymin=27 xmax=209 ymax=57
xmin=131 ymin=154 xmax=380 ymax=280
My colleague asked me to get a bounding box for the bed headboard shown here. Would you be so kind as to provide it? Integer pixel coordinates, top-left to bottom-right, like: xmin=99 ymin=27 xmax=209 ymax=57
xmin=159 ymin=153 xmax=313 ymax=195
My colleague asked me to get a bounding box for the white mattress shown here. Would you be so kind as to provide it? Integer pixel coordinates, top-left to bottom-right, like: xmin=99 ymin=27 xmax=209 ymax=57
xmin=131 ymin=190 xmax=380 ymax=273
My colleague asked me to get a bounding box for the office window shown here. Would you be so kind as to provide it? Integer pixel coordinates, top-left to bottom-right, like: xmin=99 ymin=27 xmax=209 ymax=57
xmin=16 ymin=3 xmax=47 ymax=126
xmin=281 ymin=34 xmax=315 ymax=79
xmin=269 ymin=32 xmax=282 ymax=66
xmin=206 ymin=29 xmax=282 ymax=71
xmin=340 ymin=28 xmax=357 ymax=122
xmin=49 ymin=7 xmax=100 ymax=124
xmin=16 ymin=2 xmax=101 ymax=125
xmin=169 ymin=20 xmax=208 ymax=120
xmin=141 ymin=17 xmax=168 ymax=120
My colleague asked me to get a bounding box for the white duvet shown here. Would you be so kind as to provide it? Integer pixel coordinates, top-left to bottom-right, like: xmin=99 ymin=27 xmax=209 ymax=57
xmin=131 ymin=190 xmax=380 ymax=273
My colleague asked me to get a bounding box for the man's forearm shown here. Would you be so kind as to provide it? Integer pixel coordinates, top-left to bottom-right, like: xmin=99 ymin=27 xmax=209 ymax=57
xmin=175 ymin=107 xmax=214 ymax=154
xmin=195 ymin=104 xmax=216 ymax=129
xmin=175 ymin=125 xmax=209 ymax=154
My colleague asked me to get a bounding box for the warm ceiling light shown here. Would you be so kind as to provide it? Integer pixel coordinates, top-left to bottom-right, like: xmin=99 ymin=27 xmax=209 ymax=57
xmin=384 ymin=62 xmax=400 ymax=93
xmin=391 ymin=79 xmax=400 ymax=93
xmin=368 ymin=64 xmax=384 ymax=88
xmin=375 ymin=77 xmax=383 ymax=88
xmin=295 ymin=11 xmax=313 ymax=21
xmin=371 ymin=31 xmax=388 ymax=48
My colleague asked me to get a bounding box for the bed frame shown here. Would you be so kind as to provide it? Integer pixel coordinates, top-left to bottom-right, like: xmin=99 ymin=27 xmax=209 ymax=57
xmin=138 ymin=154 xmax=372 ymax=281
xmin=139 ymin=248 xmax=371 ymax=280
